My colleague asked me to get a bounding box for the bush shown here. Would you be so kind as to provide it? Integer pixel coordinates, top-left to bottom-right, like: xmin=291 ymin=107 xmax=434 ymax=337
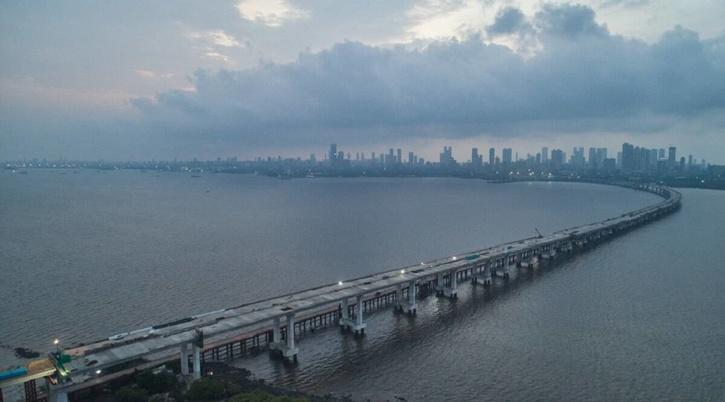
xmin=115 ymin=386 xmax=149 ymax=402
xmin=228 ymin=390 xmax=309 ymax=402
xmin=184 ymin=378 xmax=227 ymax=401
xmin=136 ymin=369 xmax=179 ymax=394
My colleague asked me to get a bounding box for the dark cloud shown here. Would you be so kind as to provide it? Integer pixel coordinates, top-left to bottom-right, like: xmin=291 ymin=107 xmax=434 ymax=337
xmin=487 ymin=7 xmax=529 ymax=36
xmin=132 ymin=4 xmax=725 ymax=148
xmin=600 ymin=0 xmax=650 ymax=9
xmin=535 ymin=3 xmax=609 ymax=38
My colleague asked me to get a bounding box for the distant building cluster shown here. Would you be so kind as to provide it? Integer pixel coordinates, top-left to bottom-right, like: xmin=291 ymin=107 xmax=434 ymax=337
xmin=297 ymin=143 xmax=707 ymax=176
xmin=4 ymin=142 xmax=724 ymax=189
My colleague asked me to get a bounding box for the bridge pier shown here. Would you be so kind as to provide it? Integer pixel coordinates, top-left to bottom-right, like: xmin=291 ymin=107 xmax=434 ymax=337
xmin=340 ymin=298 xmax=351 ymax=331
xmin=179 ymin=343 xmax=190 ymax=376
xmin=47 ymin=385 xmax=69 ymax=402
xmin=405 ymin=280 xmax=417 ymax=315
xmin=435 ymin=272 xmax=444 ymax=296
xmin=496 ymin=259 xmax=510 ymax=280
xmin=351 ymin=295 xmax=366 ymax=335
xmin=281 ymin=313 xmax=299 ymax=363
xmin=269 ymin=316 xmax=282 ymax=352
xmin=520 ymin=256 xmax=538 ymax=268
xmin=192 ymin=344 xmax=201 ymax=380
xmin=443 ymin=270 xmax=458 ymax=299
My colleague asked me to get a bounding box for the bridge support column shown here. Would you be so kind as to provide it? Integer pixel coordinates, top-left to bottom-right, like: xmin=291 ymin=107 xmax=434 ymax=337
xmin=435 ymin=272 xmax=444 ymax=296
xmin=340 ymin=298 xmax=351 ymax=331
xmin=180 ymin=343 xmax=190 ymax=376
xmin=192 ymin=344 xmax=201 ymax=380
xmin=395 ymin=284 xmax=404 ymax=312
xmin=270 ymin=317 xmax=282 ymax=352
xmin=47 ymin=385 xmax=69 ymax=402
xmin=351 ymin=295 xmax=366 ymax=335
xmin=281 ymin=313 xmax=299 ymax=363
xmin=444 ymin=271 xmax=458 ymax=299
xmin=405 ymin=280 xmax=417 ymax=315
xmin=483 ymin=264 xmax=492 ymax=287
xmin=498 ymin=258 xmax=510 ymax=280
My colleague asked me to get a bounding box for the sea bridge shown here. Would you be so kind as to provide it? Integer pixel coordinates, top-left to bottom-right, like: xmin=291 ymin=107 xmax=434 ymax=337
xmin=0 ymin=183 xmax=682 ymax=402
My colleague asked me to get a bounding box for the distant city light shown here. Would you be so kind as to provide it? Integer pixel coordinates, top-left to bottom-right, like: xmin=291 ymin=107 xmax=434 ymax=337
xmin=401 ymin=269 xmax=405 ymax=274
xmin=338 ymin=281 xmax=343 ymax=286
xmin=95 ymin=369 xmax=102 ymax=375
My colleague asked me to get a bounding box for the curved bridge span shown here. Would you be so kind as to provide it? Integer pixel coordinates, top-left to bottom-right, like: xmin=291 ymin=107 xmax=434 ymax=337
xmin=1 ymin=183 xmax=682 ymax=402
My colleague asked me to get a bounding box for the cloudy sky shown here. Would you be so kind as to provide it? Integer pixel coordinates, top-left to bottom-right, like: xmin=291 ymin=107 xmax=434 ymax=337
xmin=1 ymin=0 xmax=724 ymax=162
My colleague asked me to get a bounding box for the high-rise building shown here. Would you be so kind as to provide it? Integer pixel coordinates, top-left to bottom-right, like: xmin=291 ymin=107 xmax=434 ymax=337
xmin=571 ymin=147 xmax=585 ymax=167
xmin=551 ymin=149 xmax=565 ymax=168
xmin=329 ymin=144 xmax=338 ymax=162
xmin=397 ymin=148 xmax=402 ymax=164
xmin=440 ymin=146 xmax=455 ymax=166
xmin=668 ymin=146 xmax=677 ymax=168
xmin=588 ymin=148 xmax=597 ymax=168
xmin=489 ymin=148 xmax=495 ymax=165
xmin=541 ymin=147 xmax=549 ymax=164
xmin=471 ymin=148 xmax=482 ymax=167
xmin=408 ymin=151 xmax=415 ymax=164
xmin=622 ymin=143 xmax=634 ymax=170
xmin=502 ymin=148 xmax=512 ymax=164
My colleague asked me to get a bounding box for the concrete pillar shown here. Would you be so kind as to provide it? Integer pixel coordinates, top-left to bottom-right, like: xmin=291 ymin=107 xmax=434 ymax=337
xmin=271 ymin=317 xmax=281 ymax=351
xmin=352 ymin=294 xmax=366 ymax=335
xmin=436 ymin=272 xmax=444 ymax=295
xmin=395 ymin=284 xmax=403 ymax=311
xmin=180 ymin=343 xmax=190 ymax=375
xmin=192 ymin=344 xmax=201 ymax=380
xmin=484 ymin=264 xmax=492 ymax=287
xmin=407 ymin=280 xmax=417 ymax=315
xmin=340 ymin=297 xmax=350 ymax=330
xmin=48 ymin=388 xmax=69 ymax=402
xmin=444 ymin=270 xmax=458 ymax=299
xmin=282 ymin=313 xmax=299 ymax=362
xmin=355 ymin=295 xmax=364 ymax=327
xmin=286 ymin=314 xmax=295 ymax=350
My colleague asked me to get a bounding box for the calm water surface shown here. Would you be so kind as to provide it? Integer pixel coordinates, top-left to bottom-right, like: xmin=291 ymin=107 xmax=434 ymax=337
xmin=1 ymin=170 xmax=723 ymax=401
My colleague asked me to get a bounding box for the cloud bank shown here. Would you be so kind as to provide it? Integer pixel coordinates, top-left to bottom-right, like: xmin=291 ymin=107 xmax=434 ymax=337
xmin=131 ymin=4 xmax=725 ymax=150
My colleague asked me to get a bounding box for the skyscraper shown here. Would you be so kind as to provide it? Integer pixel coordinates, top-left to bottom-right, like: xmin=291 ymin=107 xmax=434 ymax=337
xmin=440 ymin=146 xmax=455 ymax=166
xmin=588 ymin=148 xmax=597 ymax=168
xmin=329 ymin=144 xmax=338 ymax=162
xmin=541 ymin=147 xmax=549 ymax=164
xmin=551 ymin=149 xmax=564 ymax=168
xmin=502 ymin=148 xmax=512 ymax=164
xmin=668 ymin=146 xmax=677 ymax=168
xmin=489 ymin=148 xmax=495 ymax=165
xmin=622 ymin=143 xmax=634 ymax=170
xmin=471 ymin=148 xmax=481 ymax=167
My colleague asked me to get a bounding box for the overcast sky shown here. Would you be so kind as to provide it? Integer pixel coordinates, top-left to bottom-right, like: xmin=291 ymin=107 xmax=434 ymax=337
xmin=1 ymin=0 xmax=724 ymax=162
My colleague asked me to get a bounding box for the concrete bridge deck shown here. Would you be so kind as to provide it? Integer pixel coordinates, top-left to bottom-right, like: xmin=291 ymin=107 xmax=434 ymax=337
xmin=0 ymin=182 xmax=681 ymax=402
